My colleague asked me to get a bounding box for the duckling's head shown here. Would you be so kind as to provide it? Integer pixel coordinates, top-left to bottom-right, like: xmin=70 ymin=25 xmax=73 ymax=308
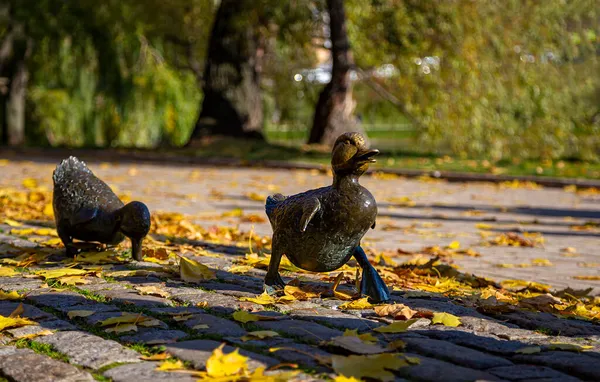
xmin=119 ymin=201 xmax=151 ymax=260
xmin=331 ymin=132 xmax=379 ymax=176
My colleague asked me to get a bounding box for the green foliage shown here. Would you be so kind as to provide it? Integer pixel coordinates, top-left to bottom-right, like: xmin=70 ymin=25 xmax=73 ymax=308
xmin=346 ymin=0 xmax=600 ymax=160
xmin=3 ymin=0 xmax=598 ymax=160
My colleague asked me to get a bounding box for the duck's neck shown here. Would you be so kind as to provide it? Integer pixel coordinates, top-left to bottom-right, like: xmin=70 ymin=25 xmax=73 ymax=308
xmin=333 ymin=173 xmax=360 ymax=190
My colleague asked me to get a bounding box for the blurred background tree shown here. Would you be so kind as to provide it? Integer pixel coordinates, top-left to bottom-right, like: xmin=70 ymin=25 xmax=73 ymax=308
xmin=0 ymin=0 xmax=598 ymax=162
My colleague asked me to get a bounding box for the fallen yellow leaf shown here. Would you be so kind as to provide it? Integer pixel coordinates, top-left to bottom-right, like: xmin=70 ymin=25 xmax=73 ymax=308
xmin=67 ymin=310 xmax=96 ymax=319
xmin=447 ymin=241 xmax=461 ymax=250
xmin=515 ymin=346 xmax=541 ymax=354
xmin=156 ymin=359 xmax=186 ymax=371
xmin=0 ymin=267 xmax=18 ymax=277
xmin=35 ymin=268 xmax=92 ymax=280
xmin=9 ymin=303 xmax=24 ymax=318
xmin=240 ymin=292 xmax=277 ymax=305
xmin=0 ymin=290 xmax=22 ymax=300
xmin=179 ymin=256 xmax=216 ymax=283
xmin=339 ymin=297 xmax=373 ymax=310
xmin=205 ymin=344 xmax=249 ymax=377
xmin=431 ymin=312 xmax=461 ymax=327
xmin=343 ymin=329 xmax=378 ymax=344
xmin=0 ymin=315 xmax=36 ymax=331
xmin=373 ymin=320 xmax=418 ymax=333
xmin=232 ymin=311 xmax=260 ymax=323
xmin=374 ymin=304 xmax=418 ymax=320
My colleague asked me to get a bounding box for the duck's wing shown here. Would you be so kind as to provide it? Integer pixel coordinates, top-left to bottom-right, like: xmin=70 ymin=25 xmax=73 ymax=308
xmin=300 ymin=197 xmax=321 ymax=232
xmin=69 ymin=206 xmax=99 ymax=227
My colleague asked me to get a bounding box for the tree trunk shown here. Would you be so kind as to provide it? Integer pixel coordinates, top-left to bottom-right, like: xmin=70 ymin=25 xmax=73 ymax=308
xmin=0 ymin=10 xmax=30 ymax=147
xmin=187 ymin=0 xmax=264 ymax=145
xmin=308 ymin=0 xmax=365 ymax=146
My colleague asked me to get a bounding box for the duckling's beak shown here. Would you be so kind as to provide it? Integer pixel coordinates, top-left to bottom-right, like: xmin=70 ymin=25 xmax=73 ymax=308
xmin=355 ymin=149 xmax=380 ymax=163
xmin=131 ymin=238 xmax=144 ymax=261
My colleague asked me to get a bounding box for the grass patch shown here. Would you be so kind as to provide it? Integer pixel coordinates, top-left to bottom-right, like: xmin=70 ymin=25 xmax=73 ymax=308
xmin=15 ymin=339 xmax=69 ymax=362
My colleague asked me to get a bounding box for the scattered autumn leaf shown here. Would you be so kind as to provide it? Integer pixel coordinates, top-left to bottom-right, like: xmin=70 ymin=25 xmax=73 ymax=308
xmin=373 ymin=320 xmax=417 ymax=333
xmin=339 ymin=297 xmax=373 ymax=310
xmin=332 ymin=353 xmax=410 ymax=382
xmin=374 ymin=304 xmax=418 ymax=320
xmin=431 ymin=312 xmax=461 ymax=327
xmin=0 ymin=290 xmax=22 ymax=300
xmin=179 ymin=256 xmax=216 ymax=283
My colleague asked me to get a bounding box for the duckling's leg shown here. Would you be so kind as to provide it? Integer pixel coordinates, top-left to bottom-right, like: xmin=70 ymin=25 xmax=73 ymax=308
xmin=57 ymin=225 xmax=78 ymax=257
xmin=264 ymin=245 xmax=286 ymax=294
xmin=353 ymin=245 xmax=390 ymax=303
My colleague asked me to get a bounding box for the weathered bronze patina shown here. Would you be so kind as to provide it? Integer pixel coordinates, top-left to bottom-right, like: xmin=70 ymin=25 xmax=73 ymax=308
xmin=265 ymin=132 xmax=390 ymax=302
xmin=52 ymin=156 xmax=151 ymax=260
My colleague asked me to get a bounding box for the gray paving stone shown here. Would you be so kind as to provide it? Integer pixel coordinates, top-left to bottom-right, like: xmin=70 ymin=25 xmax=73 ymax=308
xmin=290 ymin=307 xmax=383 ymax=331
xmin=93 ymin=289 xmax=173 ymax=307
xmin=199 ymin=281 xmax=261 ymax=297
xmin=165 ymin=339 xmax=278 ymax=370
xmin=268 ymin=343 xmax=332 ymax=370
xmin=37 ymin=330 xmax=141 ymax=369
xmin=25 ymin=290 xmax=93 ymax=311
xmin=81 ymin=310 xmax=168 ymax=329
xmin=403 ymin=337 xmax=512 ymax=369
xmin=498 ymin=311 xmax=600 ymax=337
xmin=0 ymin=276 xmax=43 ymax=291
xmin=513 ymin=351 xmax=600 ymax=380
xmin=120 ymin=328 xmax=188 ymax=344
xmin=418 ymin=329 xmax=526 ymax=354
xmin=487 ymin=365 xmax=582 ymax=381
xmin=182 ymin=313 xmax=246 ymax=337
xmin=169 ymin=287 xmax=260 ymax=314
xmin=104 ymin=362 xmax=197 ymax=382
xmin=149 ymin=306 xmax=206 ymax=316
xmin=0 ymin=346 xmax=95 ymax=382
xmin=395 ymin=353 xmax=503 ymax=381
xmin=253 ymin=319 xmax=343 ymax=344
xmin=0 ymin=301 xmax=53 ymax=321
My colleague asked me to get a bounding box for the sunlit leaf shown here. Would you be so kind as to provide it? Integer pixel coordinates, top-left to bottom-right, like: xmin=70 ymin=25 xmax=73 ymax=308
xmin=374 ymin=304 xmax=418 ymax=320
xmin=179 ymin=256 xmax=216 ymax=283
xmin=240 ymin=292 xmax=278 ymax=305
xmin=339 ymin=297 xmax=373 ymax=310
xmin=232 ymin=311 xmax=260 ymax=323
xmin=156 ymin=359 xmax=186 ymax=371
xmin=0 ymin=290 xmax=22 ymax=300
xmin=205 ymin=344 xmax=249 ymax=377
xmin=431 ymin=312 xmax=461 ymax=327
xmin=0 ymin=315 xmax=36 ymax=331
xmin=0 ymin=267 xmax=18 ymax=277
xmin=548 ymin=343 xmax=593 ymax=352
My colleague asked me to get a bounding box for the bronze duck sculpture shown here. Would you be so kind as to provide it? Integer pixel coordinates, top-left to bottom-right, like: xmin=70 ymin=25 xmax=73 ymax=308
xmin=265 ymin=132 xmax=390 ymax=302
xmin=52 ymin=156 xmax=151 ymax=261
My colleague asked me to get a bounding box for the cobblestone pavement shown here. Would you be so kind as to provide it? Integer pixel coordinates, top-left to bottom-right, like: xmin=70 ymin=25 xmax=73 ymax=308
xmin=0 ymin=158 xmax=599 ymax=381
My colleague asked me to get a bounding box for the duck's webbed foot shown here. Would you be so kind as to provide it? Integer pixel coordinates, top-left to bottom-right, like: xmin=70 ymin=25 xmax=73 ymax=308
xmin=353 ymin=246 xmax=390 ymax=303
xmin=65 ymin=243 xmax=81 ymax=258
xmin=264 ymin=248 xmax=286 ymax=295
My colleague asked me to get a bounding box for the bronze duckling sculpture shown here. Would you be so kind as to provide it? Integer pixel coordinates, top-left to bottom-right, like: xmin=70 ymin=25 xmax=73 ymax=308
xmin=265 ymin=132 xmax=390 ymax=302
xmin=52 ymin=156 xmax=151 ymax=261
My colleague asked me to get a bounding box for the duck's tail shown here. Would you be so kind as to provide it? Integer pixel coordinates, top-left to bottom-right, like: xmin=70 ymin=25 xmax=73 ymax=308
xmin=265 ymin=193 xmax=287 ymax=226
xmin=53 ymin=156 xmax=92 ymax=184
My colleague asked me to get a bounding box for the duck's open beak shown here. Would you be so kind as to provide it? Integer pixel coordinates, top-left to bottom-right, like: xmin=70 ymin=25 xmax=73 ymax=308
xmin=131 ymin=238 xmax=144 ymax=261
xmin=355 ymin=149 xmax=380 ymax=163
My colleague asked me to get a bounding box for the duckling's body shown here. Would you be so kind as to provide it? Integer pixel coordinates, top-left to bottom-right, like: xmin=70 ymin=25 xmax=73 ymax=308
xmin=52 ymin=157 xmax=150 ymax=260
xmin=265 ymin=132 xmax=390 ymax=302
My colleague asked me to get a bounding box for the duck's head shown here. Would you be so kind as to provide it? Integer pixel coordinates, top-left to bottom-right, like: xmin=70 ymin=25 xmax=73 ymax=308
xmin=331 ymin=132 xmax=379 ymax=177
xmin=118 ymin=201 xmax=151 ymax=261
